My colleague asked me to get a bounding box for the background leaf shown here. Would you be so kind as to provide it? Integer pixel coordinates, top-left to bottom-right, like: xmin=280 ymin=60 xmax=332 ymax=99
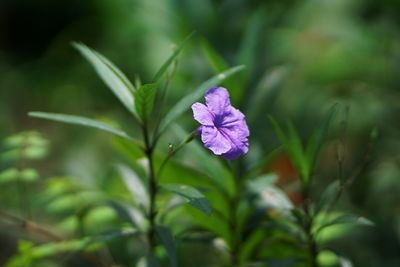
xmin=152 ymin=32 xmax=195 ymax=82
xmin=155 ymin=225 xmax=177 ymax=267
xmin=134 ymin=83 xmax=157 ymax=123
xmin=28 ymin=112 xmax=134 ymax=141
xmin=161 ymin=184 xmax=211 ymax=216
xmin=116 ymin=164 xmax=149 ymax=211
xmin=72 ymin=42 xmax=136 ymax=116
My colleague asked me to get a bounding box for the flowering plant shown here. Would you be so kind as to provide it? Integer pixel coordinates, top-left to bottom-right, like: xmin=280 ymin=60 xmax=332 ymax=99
xmin=192 ymin=87 xmax=249 ymax=160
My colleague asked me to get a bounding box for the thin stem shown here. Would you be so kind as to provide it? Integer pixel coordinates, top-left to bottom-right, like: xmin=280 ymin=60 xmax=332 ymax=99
xmin=157 ymin=130 xmax=197 ymax=179
xmin=304 ymin=202 xmax=318 ymax=267
xmin=302 ymin=185 xmax=319 ymax=267
xmin=0 ymin=210 xmax=61 ymax=241
xmin=147 ymin=148 xmax=158 ymax=252
xmin=226 ymin=160 xmax=245 ymax=267
xmin=142 ymin=119 xmax=158 ymax=253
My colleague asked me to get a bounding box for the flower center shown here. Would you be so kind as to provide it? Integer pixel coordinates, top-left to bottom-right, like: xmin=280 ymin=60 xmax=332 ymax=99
xmin=213 ymin=115 xmax=224 ymax=127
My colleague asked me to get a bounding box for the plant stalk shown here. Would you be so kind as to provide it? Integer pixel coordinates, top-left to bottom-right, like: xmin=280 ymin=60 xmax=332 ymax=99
xmin=142 ymin=121 xmax=158 ymax=252
xmin=302 ymin=184 xmax=319 ymax=267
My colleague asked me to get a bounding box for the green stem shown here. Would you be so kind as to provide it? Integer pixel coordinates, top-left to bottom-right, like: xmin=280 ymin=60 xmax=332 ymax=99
xmin=147 ymin=149 xmax=158 ymax=252
xmin=157 ymin=130 xmax=197 ymax=179
xmin=227 ymin=160 xmax=245 ymax=267
xmin=142 ymin=122 xmax=158 ymax=252
xmin=302 ymin=184 xmax=319 ymax=267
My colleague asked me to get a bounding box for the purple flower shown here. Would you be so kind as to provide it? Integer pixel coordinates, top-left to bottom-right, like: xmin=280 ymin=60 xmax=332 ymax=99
xmin=191 ymin=87 xmax=249 ymax=160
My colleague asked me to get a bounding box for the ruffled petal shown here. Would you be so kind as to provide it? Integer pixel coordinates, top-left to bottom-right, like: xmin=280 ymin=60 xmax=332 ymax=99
xmin=220 ymin=106 xmax=247 ymax=130
xmin=219 ymin=118 xmax=249 ymax=160
xmin=191 ymin=103 xmax=214 ymax=126
xmin=201 ymin=126 xmax=232 ymax=155
xmin=205 ymin=87 xmax=231 ymax=117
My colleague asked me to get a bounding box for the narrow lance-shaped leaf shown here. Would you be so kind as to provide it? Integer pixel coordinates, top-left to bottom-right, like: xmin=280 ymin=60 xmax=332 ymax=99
xmin=134 ymin=83 xmax=157 ymax=123
xmin=200 ymin=38 xmax=241 ymax=97
xmin=268 ymin=116 xmax=309 ymax=184
xmin=158 ymin=65 xmax=245 ymax=135
xmin=314 ymin=214 xmax=374 ymax=235
xmin=201 ymin=38 xmax=229 ymax=73
xmin=72 ymin=42 xmax=137 ymax=116
xmin=5 ymin=228 xmax=138 ymax=266
xmin=152 ymin=32 xmax=195 ymax=82
xmin=28 ymin=112 xmax=134 ymax=141
xmin=161 ymin=184 xmax=211 ymax=216
xmin=234 ymin=9 xmax=264 ymax=100
xmin=286 ymin=121 xmax=309 ymax=182
xmin=116 ymin=164 xmax=149 ymax=211
xmin=247 ymin=66 xmax=290 ymax=123
xmin=155 ymin=225 xmax=177 ymax=267
xmin=316 ymin=180 xmax=340 ymax=213
xmin=306 ymin=104 xmax=337 ymax=174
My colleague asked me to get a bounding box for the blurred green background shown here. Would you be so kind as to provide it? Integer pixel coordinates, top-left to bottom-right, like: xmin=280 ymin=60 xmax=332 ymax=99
xmin=1 ymin=0 xmax=400 ymax=266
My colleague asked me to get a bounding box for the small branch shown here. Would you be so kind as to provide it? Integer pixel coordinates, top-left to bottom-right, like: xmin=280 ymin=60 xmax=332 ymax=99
xmin=301 ymin=183 xmax=319 ymax=267
xmin=147 ymin=150 xmax=158 ymax=252
xmin=0 ymin=210 xmax=62 ymax=241
xmin=157 ymin=130 xmax=197 ymax=179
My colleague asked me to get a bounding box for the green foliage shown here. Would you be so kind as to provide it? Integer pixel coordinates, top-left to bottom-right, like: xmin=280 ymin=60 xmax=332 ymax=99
xmin=269 ymin=105 xmax=337 ymax=185
xmin=28 ymin=112 xmax=135 ymax=141
xmin=161 ymin=184 xmax=211 ymax=216
xmin=134 ymin=83 xmax=158 ymax=123
xmin=72 ymin=42 xmax=137 ymax=117
xmin=5 ymin=228 xmax=138 ymax=267
xmin=152 ymin=32 xmax=195 ymax=83
xmin=0 ymin=22 xmax=380 ymax=266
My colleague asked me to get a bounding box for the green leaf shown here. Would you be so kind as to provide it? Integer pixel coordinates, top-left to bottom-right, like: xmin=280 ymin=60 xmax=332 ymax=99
xmin=161 ymin=184 xmax=211 ymax=216
xmin=28 ymin=112 xmax=134 ymax=141
xmin=317 ymin=250 xmax=339 ymax=267
xmin=286 ymin=121 xmax=309 ymax=182
xmin=5 ymin=228 xmax=138 ymax=267
xmin=247 ymin=173 xmax=278 ymax=192
xmin=72 ymin=42 xmax=136 ymax=116
xmin=200 ymin=38 xmax=229 ymax=73
xmin=0 ymin=168 xmax=39 ymax=184
xmin=315 ymin=214 xmax=374 ymax=235
xmin=19 ymin=168 xmax=40 ymax=182
xmin=108 ymin=201 xmax=146 ymax=230
xmin=155 ymin=225 xmax=177 ymax=267
xmin=0 ymin=168 xmax=19 ymax=184
xmin=235 ymin=9 xmax=264 ymax=97
xmin=247 ymin=66 xmax=290 ymax=123
xmin=268 ymin=115 xmax=290 ymax=150
xmin=316 ymin=180 xmax=340 ymax=213
xmin=200 ymin=38 xmax=241 ymax=100
xmin=158 ymin=65 xmax=245 ymax=134
xmin=116 ymin=164 xmax=149 ymax=210
xmin=306 ymin=105 xmax=337 ymax=174
xmin=134 ymin=83 xmax=158 ymax=123
xmin=152 ymin=32 xmax=195 ymax=82
xmin=137 ymin=255 xmax=161 ymax=267
xmin=338 ymin=256 xmax=354 ymax=267
xmin=268 ymin=116 xmax=308 ymax=183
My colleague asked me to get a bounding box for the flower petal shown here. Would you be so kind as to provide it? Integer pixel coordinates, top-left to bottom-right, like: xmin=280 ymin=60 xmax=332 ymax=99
xmin=205 ymin=87 xmax=231 ymax=117
xmin=219 ymin=119 xmax=249 ymax=160
xmin=191 ymin=103 xmax=214 ymax=126
xmin=200 ymin=126 xmax=232 ymax=155
xmin=220 ymin=106 xmax=247 ymax=130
